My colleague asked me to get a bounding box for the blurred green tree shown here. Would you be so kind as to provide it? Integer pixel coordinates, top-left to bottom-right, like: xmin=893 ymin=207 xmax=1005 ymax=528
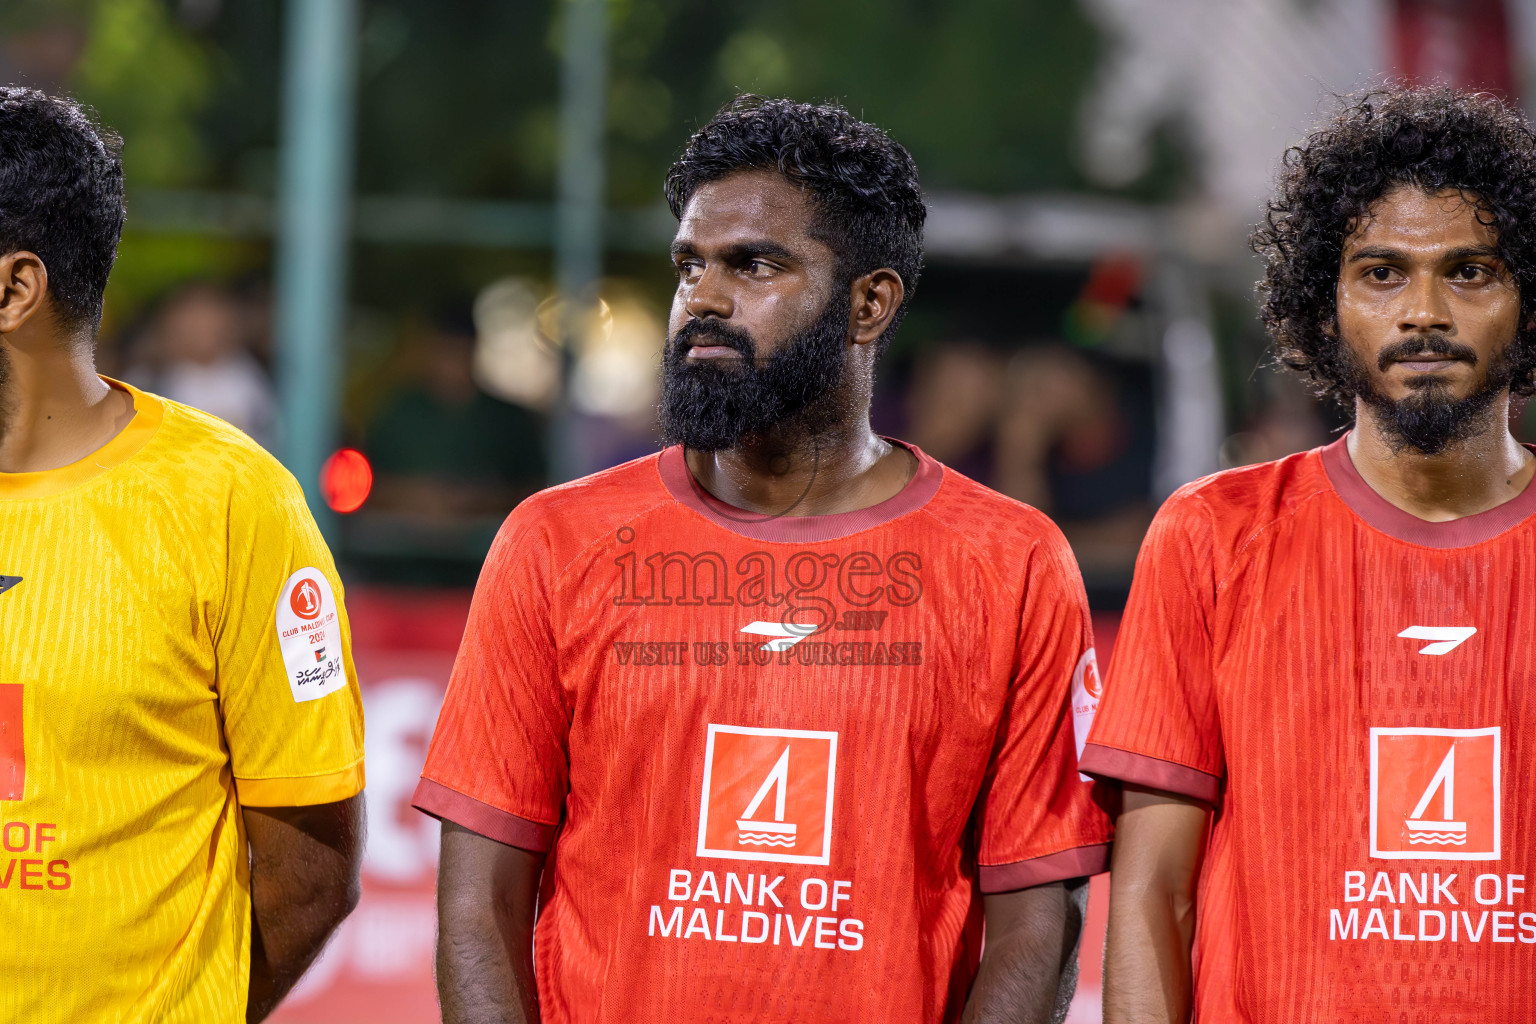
xmin=0 ymin=0 xmax=251 ymax=327
xmin=0 ymin=0 xmax=1125 ymax=322
xmin=668 ymin=0 xmax=1102 ymax=195
xmin=195 ymin=0 xmax=1105 ymax=203
xmin=73 ymin=0 xmax=212 ymax=186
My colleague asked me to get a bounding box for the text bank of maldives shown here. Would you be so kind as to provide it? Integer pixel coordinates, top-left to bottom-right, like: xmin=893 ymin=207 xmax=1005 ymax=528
xmin=1081 ymin=436 xmax=1536 ymax=1023
xmin=414 ymin=444 xmax=1110 ymax=1024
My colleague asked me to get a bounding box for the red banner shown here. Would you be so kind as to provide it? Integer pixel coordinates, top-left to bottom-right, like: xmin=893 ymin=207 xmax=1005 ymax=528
xmin=1392 ymin=0 xmax=1516 ymax=97
xmin=271 ymin=589 xmax=472 ymax=1024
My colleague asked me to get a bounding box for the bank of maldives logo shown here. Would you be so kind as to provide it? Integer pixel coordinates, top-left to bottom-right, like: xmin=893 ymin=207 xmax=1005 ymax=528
xmin=697 ymin=724 xmax=837 ymax=866
xmin=1370 ymin=727 xmax=1500 ymax=861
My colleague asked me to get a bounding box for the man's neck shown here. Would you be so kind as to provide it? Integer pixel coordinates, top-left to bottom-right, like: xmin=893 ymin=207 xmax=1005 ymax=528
xmin=1347 ymin=395 xmax=1535 ymax=521
xmin=683 ymin=415 xmax=917 ymax=518
xmin=0 ymin=336 xmax=133 ymax=474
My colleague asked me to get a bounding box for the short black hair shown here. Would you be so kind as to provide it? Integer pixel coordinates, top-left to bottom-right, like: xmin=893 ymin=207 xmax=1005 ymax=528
xmin=1252 ymin=86 xmax=1536 ymax=401
xmin=665 ymin=95 xmax=926 ymax=350
xmin=0 ymin=87 xmax=125 ymax=333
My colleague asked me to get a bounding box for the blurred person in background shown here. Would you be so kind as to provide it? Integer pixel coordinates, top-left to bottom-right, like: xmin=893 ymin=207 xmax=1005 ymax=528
xmin=1085 ymin=87 xmax=1536 ymax=1022
xmin=0 ymin=87 xmax=363 ymax=1023
xmin=906 ymin=339 xmax=1154 ymax=580
xmin=1220 ymin=372 xmax=1335 ymax=468
xmin=995 ymin=345 xmax=1151 ymax=517
xmin=414 ymin=96 xmax=1109 ymax=1024
xmin=366 ymin=309 xmax=546 ymax=520
xmin=903 ymin=338 xmax=1009 ymax=482
xmin=996 ymin=345 xmax=1155 ymax=577
xmin=126 ymin=280 xmax=279 ymax=450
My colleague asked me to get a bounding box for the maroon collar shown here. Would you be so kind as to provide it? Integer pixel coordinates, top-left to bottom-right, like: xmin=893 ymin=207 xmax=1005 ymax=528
xmin=1321 ymin=433 xmax=1536 ymax=548
xmin=657 ymin=439 xmax=944 ymax=543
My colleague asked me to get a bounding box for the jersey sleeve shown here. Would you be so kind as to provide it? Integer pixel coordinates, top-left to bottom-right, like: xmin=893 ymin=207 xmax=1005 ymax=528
xmin=410 ymin=506 xmax=567 ymax=852
xmin=216 ymin=459 xmax=365 ymax=807
xmin=1079 ymin=490 xmax=1224 ymax=804
xmin=976 ymin=527 xmax=1112 ymax=893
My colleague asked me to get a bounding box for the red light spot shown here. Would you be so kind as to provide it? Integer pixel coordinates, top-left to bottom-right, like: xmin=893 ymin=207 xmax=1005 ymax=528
xmin=1079 ymin=253 xmax=1141 ymax=309
xmin=321 ymin=448 xmax=373 ymax=513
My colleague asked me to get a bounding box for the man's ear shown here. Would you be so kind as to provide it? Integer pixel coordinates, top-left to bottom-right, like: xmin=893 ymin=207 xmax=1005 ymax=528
xmin=848 ymin=267 xmax=905 ymax=347
xmin=0 ymin=251 xmax=49 ymax=336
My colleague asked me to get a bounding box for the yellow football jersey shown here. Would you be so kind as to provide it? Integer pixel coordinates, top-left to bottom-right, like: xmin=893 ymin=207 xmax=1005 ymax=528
xmin=0 ymin=379 xmax=365 ymax=1023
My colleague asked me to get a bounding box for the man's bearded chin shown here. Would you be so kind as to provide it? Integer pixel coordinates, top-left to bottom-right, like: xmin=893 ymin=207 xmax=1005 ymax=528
xmin=658 ymin=293 xmax=851 ymax=452
xmin=1339 ymin=332 xmax=1513 ymax=456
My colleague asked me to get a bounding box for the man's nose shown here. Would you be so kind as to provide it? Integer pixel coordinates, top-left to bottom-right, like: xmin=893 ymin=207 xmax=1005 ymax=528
xmin=684 ymin=263 xmax=734 ymax=321
xmin=1399 ymin=273 xmax=1454 ymax=334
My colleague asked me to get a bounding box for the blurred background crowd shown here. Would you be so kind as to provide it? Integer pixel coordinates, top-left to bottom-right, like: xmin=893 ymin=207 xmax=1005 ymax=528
xmin=5 ymin=2 xmax=1533 ymax=1020
xmin=8 ymin=0 xmax=1532 ymax=599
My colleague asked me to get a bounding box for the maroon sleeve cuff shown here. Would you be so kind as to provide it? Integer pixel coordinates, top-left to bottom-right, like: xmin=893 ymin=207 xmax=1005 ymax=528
xmin=1078 ymin=742 xmax=1222 ymax=806
xmin=412 ymin=777 xmax=557 ymax=853
xmin=979 ymin=842 xmax=1110 ymax=893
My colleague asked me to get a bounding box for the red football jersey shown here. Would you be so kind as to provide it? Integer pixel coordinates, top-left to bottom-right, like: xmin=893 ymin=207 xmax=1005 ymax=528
xmin=414 ymin=442 xmax=1109 ymax=1023
xmin=1082 ymin=435 xmax=1536 ymax=1022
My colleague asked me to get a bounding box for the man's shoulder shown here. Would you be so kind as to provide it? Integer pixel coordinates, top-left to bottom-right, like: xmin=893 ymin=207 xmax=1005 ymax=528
xmin=1154 ymin=445 xmax=1333 ymax=554
xmin=909 ymin=462 xmax=1085 ymax=599
xmin=922 ymin=460 xmax=1073 ymax=554
xmin=142 ymin=392 xmax=302 ymax=505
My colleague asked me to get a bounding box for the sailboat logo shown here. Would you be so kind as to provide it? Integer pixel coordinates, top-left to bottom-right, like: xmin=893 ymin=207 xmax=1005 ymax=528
xmin=736 ymin=748 xmax=797 ymax=848
xmin=1370 ymin=726 xmax=1499 ymax=861
xmin=1405 ymin=745 xmax=1466 ymax=846
xmin=697 ymin=724 xmax=837 ymax=866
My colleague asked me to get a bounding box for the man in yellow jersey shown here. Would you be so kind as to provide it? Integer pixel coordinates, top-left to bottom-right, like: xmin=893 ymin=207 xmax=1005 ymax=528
xmin=0 ymin=89 xmax=365 ymax=1022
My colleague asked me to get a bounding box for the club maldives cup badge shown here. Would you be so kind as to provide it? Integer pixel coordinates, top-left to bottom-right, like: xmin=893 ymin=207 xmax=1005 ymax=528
xmin=1070 ymin=648 xmax=1102 ymax=782
xmin=274 ymin=568 xmax=349 ymax=703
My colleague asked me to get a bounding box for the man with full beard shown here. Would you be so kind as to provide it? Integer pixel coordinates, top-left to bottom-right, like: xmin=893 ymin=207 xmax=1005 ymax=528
xmin=414 ymin=96 xmax=1110 ymax=1024
xmin=1085 ymin=88 xmax=1536 ymax=1022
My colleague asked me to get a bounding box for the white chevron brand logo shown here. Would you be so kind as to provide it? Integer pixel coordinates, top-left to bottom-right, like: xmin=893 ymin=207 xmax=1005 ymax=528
xmin=739 ymin=621 xmax=817 ymax=652
xmin=1398 ymin=626 xmax=1477 ymax=656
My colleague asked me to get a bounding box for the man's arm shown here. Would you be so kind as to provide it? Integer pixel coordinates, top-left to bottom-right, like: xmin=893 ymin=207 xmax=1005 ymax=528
xmin=961 ymin=876 xmax=1089 ymax=1024
xmin=436 ymin=821 xmax=545 ymax=1024
xmin=243 ymin=794 xmax=366 ymax=1023
xmin=1103 ymin=785 xmax=1210 ymax=1024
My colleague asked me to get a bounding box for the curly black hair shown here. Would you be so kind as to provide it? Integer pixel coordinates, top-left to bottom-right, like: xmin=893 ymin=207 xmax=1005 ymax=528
xmin=0 ymin=87 xmax=125 ymax=333
xmin=1252 ymin=87 xmax=1536 ymax=401
xmin=665 ymin=95 xmax=925 ymax=350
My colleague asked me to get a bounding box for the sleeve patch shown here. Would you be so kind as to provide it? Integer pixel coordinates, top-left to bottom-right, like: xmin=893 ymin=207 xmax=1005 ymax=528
xmin=1070 ymin=647 xmax=1101 ymax=781
xmin=275 ymin=567 xmax=349 ymax=703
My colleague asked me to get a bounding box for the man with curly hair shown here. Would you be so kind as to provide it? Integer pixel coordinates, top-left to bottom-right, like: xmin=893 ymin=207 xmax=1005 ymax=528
xmin=415 ymin=96 xmax=1111 ymax=1023
xmin=1082 ymin=86 xmax=1536 ymax=1021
